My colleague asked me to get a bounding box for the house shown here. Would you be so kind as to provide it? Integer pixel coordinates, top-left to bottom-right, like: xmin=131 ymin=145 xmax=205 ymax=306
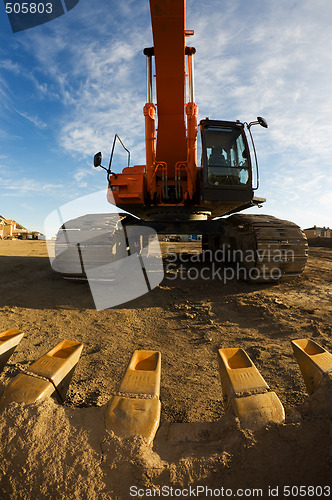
xmin=13 ymin=222 xmax=29 ymax=239
xmin=0 ymin=216 xmax=35 ymax=239
xmin=0 ymin=216 xmax=16 ymax=239
xmin=304 ymin=226 xmax=332 ymax=238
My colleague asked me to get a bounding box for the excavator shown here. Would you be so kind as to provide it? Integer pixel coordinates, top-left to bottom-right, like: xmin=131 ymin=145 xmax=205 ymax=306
xmin=55 ymin=0 xmax=308 ymax=283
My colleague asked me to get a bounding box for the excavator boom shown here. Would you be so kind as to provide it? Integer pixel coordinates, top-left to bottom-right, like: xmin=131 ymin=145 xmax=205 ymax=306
xmin=149 ymin=0 xmax=187 ymax=171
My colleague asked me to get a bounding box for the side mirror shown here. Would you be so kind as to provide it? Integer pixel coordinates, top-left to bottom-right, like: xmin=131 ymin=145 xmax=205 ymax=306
xmin=257 ymin=116 xmax=268 ymax=128
xmin=248 ymin=117 xmax=268 ymax=129
xmin=94 ymin=152 xmax=102 ymax=168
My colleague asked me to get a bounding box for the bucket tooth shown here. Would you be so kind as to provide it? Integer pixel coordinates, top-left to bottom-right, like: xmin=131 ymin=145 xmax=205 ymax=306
xmin=217 ymin=348 xmax=269 ymax=399
xmin=118 ymin=350 xmax=161 ymax=397
xmin=217 ymin=348 xmax=285 ymax=430
xmin=28 ymin=340 xmax=84 ymax=401
xmin=105 ymin=396 xmax=161 ymax=444
xmin=0 ymin=340 xmax=83 ymax=407
xmin=105 ymin=350 xmax=161 ymax=445
xmin=0 ymin=329 xmax=24 ymax=372
xmin=230 ymin=391 xmax=285 ymax=430
xmin=291 ymin=339 xmax=332 ymax=395
xmin=0 ymin=373 xmax=55 ymax=406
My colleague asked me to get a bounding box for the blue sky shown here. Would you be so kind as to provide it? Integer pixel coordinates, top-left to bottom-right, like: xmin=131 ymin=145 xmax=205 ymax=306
xmin=0 ymin=0 xmax=331 ymax=233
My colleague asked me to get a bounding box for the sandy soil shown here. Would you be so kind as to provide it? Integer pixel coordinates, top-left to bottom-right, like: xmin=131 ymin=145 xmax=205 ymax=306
xmin=0 ymin=240 xmax=331 ymax=499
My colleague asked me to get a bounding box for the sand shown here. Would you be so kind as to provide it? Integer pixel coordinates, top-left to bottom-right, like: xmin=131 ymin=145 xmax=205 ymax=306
xmin=0 ymin=240 xmax=331 ymax=499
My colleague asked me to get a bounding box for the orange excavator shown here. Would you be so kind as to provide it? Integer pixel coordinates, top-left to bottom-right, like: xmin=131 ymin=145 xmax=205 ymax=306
xmin=57 ymin=0 xmax=307 ymax=282
xmin=99 ymin=0 xmax=264 ymax=221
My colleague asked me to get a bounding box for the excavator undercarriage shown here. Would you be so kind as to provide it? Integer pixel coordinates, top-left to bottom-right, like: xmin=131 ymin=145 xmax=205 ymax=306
xmin=53 ymin=211 xmax=308 ymax=284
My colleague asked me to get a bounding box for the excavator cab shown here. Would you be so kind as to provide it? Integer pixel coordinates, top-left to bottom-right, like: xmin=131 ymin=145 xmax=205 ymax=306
xmin=200 ymin=118 xmax=253 ymax=199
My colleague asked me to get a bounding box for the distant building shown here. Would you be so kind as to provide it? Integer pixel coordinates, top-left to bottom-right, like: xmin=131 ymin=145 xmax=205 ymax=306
xmin=304 ymin=226 xmax=332 ymax=238
xmin=0 ymin=216 xmax=16 ymax=239
xmin=0 ymin=215 xmax=39 ymax=240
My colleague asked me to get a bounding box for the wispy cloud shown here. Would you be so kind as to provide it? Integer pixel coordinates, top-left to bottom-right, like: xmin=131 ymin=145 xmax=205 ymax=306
xmin=0 ymin=174 xmax=64 ymax=195
xmin=0 ymin=59 xmax=21 ymax=74
xmin=12 ymin=107 xmax=47 ymax=129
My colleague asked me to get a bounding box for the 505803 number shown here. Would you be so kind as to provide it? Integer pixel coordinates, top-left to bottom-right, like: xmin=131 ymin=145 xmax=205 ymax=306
xmin=5 ymin=3 xmax=53 ymax=14
xmin=283 ymin=485 xmax=331 ymax=497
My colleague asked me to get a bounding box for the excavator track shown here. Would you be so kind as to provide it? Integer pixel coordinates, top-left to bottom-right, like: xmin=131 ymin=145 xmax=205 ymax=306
xmin=223 ymin=214 xmax=308 ymax=282
xmin=52 ymin=213 xmax=133 ymax=281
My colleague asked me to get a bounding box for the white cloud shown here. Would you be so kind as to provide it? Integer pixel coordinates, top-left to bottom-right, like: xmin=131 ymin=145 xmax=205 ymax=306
xmin=0 ymin=59 xmax=21 ymax=73
xmin=1 ymin=177 xmax=41 ymax=193
xmin=42 ymin=184 xmax=64 ymax=190
xmin=0 ymin=176 xmax=64 ymax=196
xmin=73 ymin=168 xmax=90 ymax=183
xmin=12 ymin=108 xmax=47 ymax=129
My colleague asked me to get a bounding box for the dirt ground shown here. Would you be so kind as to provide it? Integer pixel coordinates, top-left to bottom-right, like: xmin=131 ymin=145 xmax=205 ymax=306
xmin=0 ymin=239 xmax=331 ymax=499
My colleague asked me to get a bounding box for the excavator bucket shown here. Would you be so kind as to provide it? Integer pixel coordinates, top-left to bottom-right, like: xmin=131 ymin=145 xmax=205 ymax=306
xmin=0 ymin=340 xmax=83 ymax=406
xmin=105 ymin=350 xmax=161 ymax=445
xmin=0 ymin=329 xmax=24 ymax=372
xmin=217 ymin=348 xmax=285 ymax=430
xmin=291 ymin=339 xmax=332 ymax=395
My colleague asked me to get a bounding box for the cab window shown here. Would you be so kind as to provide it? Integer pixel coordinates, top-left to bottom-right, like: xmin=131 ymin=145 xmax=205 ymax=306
xmin=204 ymin=126 xmax=250 ymax=186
